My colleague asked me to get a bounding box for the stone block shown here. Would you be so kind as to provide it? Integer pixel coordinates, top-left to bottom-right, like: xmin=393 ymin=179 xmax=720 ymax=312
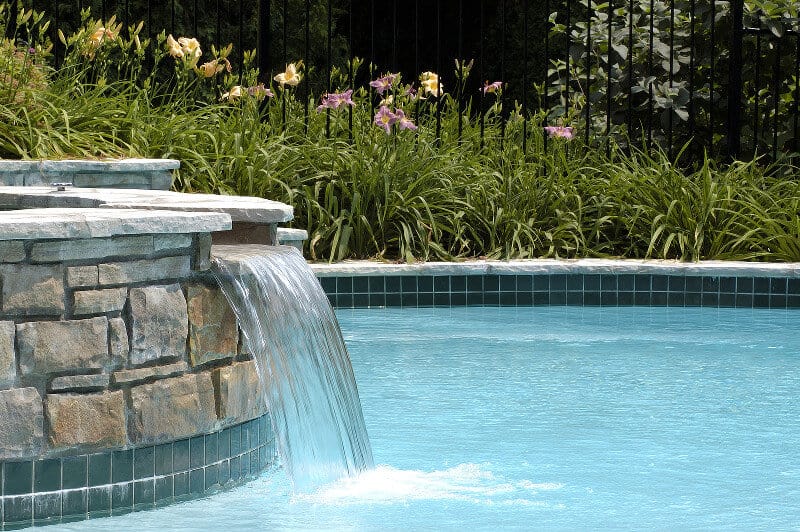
xmin=108 ymin=317 xmax=129 ymax=367
xmin=0 ymin=241 xmax=25 ymax=262
xmin=0 ymin=264 xmax=65 ymax=316
xmin=0 ymin=321 xmax=15 ymax=387
xmin=49 ymin=374 xmax=110 ymax=393
xmin=66 ymin=265 xmax=99 ymax=287
xmin=16 ymin=317 xmax=109 ymax=376
xmin=45 ymin=391 xmax=127 ymax=451
xmin=98 ymin=255 xmax=191 ymax=285
xmin=154 ymin=234 xmax=192 ymax=251
xmin=0 ymin=387 xmax=44 ymax=459
xmin=129 ymin=284 xmax=188 ymax=366
xmin=73 ymin=287 xmax=127 ymax=315
xmin=194 ymin=233 xmax=212 ymax=271
xmin=112 ymin=361 xmax=189 ymax=386
xmin=187 ymin=284 xmax=238 ymax=367
xmin=213 ymin=360 xmax=267 ymax=424
xmin=129 ymin=372 xmax=217 ymax=444
xmin=30 ymin=235 xmax=154 ymax=263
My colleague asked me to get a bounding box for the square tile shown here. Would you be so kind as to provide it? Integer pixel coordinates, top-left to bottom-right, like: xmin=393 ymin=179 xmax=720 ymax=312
xmin=4 ymin=495 xmax=32 ymax=524
xmin=433 ymin=275 xmax=449 ymax=292
xmin=484 ymin=275 xmax=500 ymax=292
xmin=417 ymin=276 xmax=433 ymax=292
xmin=770 ymin=294 xmax=787 ymax=309
xmin=753 ymin=277 xmax=770 ymax=294
xmin=618 ymin=275 xmax=635 ymax=291
xmin=4 ymin=461 xmax=33 ymax=495
xmin=154 ymin=443 xmax=174 ymax=476
xmin=668 ymin=292 xmax=684 ymax=306
xmin=533 ymin=292 xmax=549 ymax=306
xmin=600 ymin=292 xmax=618 ymax=306
xmin=352 ymin=276 xmax=369 ymax=293
xmin=230 ymin=456 xmax=242 ymax=481
xmin=133 ymin=479 xmax=155 ymax=507
xmin=719 ymin=277 xmax=736 ymax=293
xmin=318 ymin=277 xmax=336 ymax=293
xmin=326 ymin=293 xmax=336 ymax=307
xmin=218 ymin=460 xmax=231 ymax=485
xmin=417 ymin=292 xmax=433 ymax=307
xmin=499 ymin=275 xmax=516 ymax=291
xmin=401 ymin=275 xmax=417 ymax=292
xmin=499 ymin=292 xmax=516 ymax=306
xmin=110 ymin=483 xmax=132 ymax=509
xmin=385 ymin=293 xmax=402 ymax=306
xmin=34 ymin=459 xmax=61 ymax=492
xmin=230 ymin=425 xmax=242 ymax=455
xmin=651 ymin=275 xmax=669 ymax=291
xmin=753 ymin=294 xmax=770 ymax=307
xmin=466 ymin=292 xmax=483 ymax=306
xmin=771 ymin=278 xmax=787 ymax=294
xmin=787 ymin=295 xmax=800 ymax=308
xmin=702 ymin=276 xmax=719 ymax=293
xmin=618 ymin=292 xmax=634 ymax=306
xmin=385 ymin=276 xmax=401 ymax=293
xmin=172 ymin=472 xmax=189 ymax=498
xmin=450 ymin=292 xmax=467 ymax=306
xmin=685 ymin=276 xmax=702 ymax=292
xmin=111 ymin=450 xmax=133 ymax=483
xmin=134 ymin=446 xmax=155 ymax=480
xmin=369 ymin=276 xmax=385 ymax=293
xmin=336 ymin=277 xmax=353 ymax=294
xmin=336 ymin=294 xmax=353 ymax=308
xmin=353 ymin=293 xmax=370 ymax=307
xmin=719 ymin=292 xmax=736 ymax=307
xmin=550 ymin=292 xmax=566 ymax=305
xmin=517 ymin=292 xmax=533 ymax=306
xmin=685 ymin=292 xmax=702 ymax=306
xmin=401 ymin=292 xmax=418 ymax=307
xmin=532 ymin=275 xmax=550 ymax=291
xmin=205 ymin=432 xmax=219 ymax=464
xmin=433 ymin=292 xmax=450 ymax=307
xmin=33 ymin=492 xmax=61 ymax=521
xmin=88 ymin=453 xmax=111 ymax=487
xmin=250 ymin=450 xmax=260 ymax=475
xmin=668 ymin=275 xmax=686 ymax=292
xmin=584 ymin=292 xmax=601 ymax=306
xmin=154 ymin=476 xmax=173 ymax=503
xmin=737 ymin=277 xmax=754 ymax=294
xmin=634 ymin=274 xmax=651 ymax=291
xmin=634 ymin=291 xmax=651 ymax=306
xmin=483 ymin=292 xmax=499 ymax=306
xmin=189 ymin=469 xmax=204 ymax=495
xmin=517 ymin=275 xmax=533 ymax=291
xmin=62 ymin=456 xmax=88 ymax=490
xmin=466 ymin=276 xmax=482 ymax=291
xmin=450 ymin=275 xmax=467 ymax=291
xmin=787 ymin=278 xmax=800 ymax=295
xmin=205 ymin=464 xmax=219 ymax=490
xmin=173 ymin=439 xmax=190 ymax=472
xmin=701 ymin=292 xmax=719 ymax=307
xmin=566 ymin=292 xmax=583 ymax=306
xmin=583 ymin=274 xmax=600 ymax=291
xmin=62 ymin=488 xmax=88 ymax=518
xmin=736 ymin=293 xmax=753 ymax=307
xmin=566 ymin=274 xmax=583 ymax=291
xmin=651 ymin=292 xmax=668 ymax=306
xmin=550 ymin=274 xmax=567 ymax=291
xmin=87 ymin=487 xmax=111 ymax=513
xmin=369 ymin=293 xmax=387 ymax=307
xmin=601 ymin=274 xmax=618 ymax=291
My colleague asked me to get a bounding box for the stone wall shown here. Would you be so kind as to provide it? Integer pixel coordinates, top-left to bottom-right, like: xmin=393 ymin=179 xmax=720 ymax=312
xmin=0 ymin=159 xmax=178 ymax=190
xmin=0 ymin=226 xmax=268 ymax=462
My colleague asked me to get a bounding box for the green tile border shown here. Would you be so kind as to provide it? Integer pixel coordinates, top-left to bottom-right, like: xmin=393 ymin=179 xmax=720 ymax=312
xmin=318 ymin=273 xmax=800 ymax=309
xmin=0 ymin=414 xmax=275 ymax=528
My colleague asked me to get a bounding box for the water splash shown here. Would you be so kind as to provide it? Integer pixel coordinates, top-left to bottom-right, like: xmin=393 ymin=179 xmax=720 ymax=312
xmin=212 ymin=245 xmax=374 ymax=490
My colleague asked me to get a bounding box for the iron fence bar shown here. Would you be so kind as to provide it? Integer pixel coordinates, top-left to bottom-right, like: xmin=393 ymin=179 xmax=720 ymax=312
xmin=192 ymin=0 xmax=197 ymax=36
xmin=627 ymin=0 xmax=633 ymax=143
xmin=369 ymin=0 xmax=375 ymax=121
xmin=457 ymin=0 xmax=464 ymax=141
xmin=647 ymin=0 xmax=653 ymax=150
xmin=727 ymin=0 xmax=743 ymax=160
xmin=709 ymin=0 xmax=716 ymax=151
xmin=348 ymin=0 xmax=353 ymax=141
xmin=500 ymin=0 xmax=506 ymax=148
xmin=414 ymin=0 xmax=419 ymax=76
xmin=479 ymin=0 xmax=485 ymax=149
xmin=392 ymin=0 xmax=397 ymax=71
xmin=304 ymin=0 xmax=310 ymax=133
xmin=282 ymin=0 xmax=287 ymax=130
xmin=688 ymin=0 xmax=695 ymax=141
xmin=435 ymin=0 xmax=442 ymax=144
xmin=565 ymin=0 xmax=571 ymax=120
xmin=668 ymin=0 xmax=675 ymax=159
xmin=216 ymin=0 xmax=221 ymax=45
xmin=794 ymin=35 xmax=799 ymax=156
xmin=169 ymin=0 xmax=173 ymax=34
xmin=102 ymin=0 xmax=106 ymax=22
xmin=147 ymin=0 xmax=151 ymax=39
xmin=326 ymin=0 xmax=332 ymax=137
xmin=238 ymin=0 xmax=244 ymax=74
xmin=544 ymin=0 xmax=550 ymax=153
xmin=257 ymin=0 xmax=270 ymax=82
xmin=605 ymin=0 xmax=612 ymax=148
xmin=523 ymin=0 xmax=528 ymax=154
xmin=584 ymin=0 xmax=591 ymax=145
xmin=754 ymin=31 xmax=761 ymax=154
xmin=772 ymin=38 xmax=780 ymax=162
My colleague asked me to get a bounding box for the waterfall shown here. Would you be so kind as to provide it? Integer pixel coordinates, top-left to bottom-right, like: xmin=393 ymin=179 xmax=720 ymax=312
xmin=211 ymin=245 xmax=374 ymax=491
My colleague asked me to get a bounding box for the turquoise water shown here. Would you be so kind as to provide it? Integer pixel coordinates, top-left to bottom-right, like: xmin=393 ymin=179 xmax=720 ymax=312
xmin=59 ymin=306 xmax=800 ymax=530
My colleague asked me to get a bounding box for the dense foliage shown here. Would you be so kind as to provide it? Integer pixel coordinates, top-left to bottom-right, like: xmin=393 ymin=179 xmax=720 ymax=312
xmin=3 ymin=4 xmax=800 ymax=263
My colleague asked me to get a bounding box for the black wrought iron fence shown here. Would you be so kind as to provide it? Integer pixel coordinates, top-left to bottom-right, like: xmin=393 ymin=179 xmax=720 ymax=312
xmin=11 ymin=0 xmax=800 ymax=163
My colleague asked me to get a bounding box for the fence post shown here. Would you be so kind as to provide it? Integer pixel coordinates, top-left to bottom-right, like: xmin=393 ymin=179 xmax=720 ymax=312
xmin=727 ymin=0 xmax=744 ymax=160
xmin=258 ymin=0 xmax=271 ymax=83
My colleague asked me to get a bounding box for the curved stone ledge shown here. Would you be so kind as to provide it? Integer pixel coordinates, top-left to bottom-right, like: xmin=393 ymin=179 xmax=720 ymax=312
xmin=0 ymin=413 xmax=275 ymax=528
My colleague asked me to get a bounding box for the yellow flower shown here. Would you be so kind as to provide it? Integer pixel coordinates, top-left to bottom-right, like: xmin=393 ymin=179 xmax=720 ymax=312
xmin=221 ymin=85 xmax=242 ymax=101
xmin=89 ymin=27 xmax=106 ymax=45
xmin=196 ymin=59 xmax=224 ymax=78
xmin=178 ymin=37 xmax=202 ymax=61
xmin=274 ymin=62 xmax=302 ymax=87
xmin=379 ymin=95 xmax=394 ymax=107
xmin=420 ymin=71 xmax=443 ymax=96
xmin=166 ymin=34 xmax=183 ymax=58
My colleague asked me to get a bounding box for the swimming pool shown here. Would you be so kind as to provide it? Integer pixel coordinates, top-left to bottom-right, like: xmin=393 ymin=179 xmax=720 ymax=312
xmin=52 ymin=305 xmax=800 ymax=530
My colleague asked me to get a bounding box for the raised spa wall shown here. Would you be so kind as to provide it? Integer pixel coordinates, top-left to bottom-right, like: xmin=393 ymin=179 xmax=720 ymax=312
xmin=0 ymin=160 xmax=304 ymax=527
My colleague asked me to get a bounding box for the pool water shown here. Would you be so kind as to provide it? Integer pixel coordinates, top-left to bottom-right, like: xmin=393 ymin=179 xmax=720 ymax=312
xmin=56 ymin=306 xmax=800 ymax=530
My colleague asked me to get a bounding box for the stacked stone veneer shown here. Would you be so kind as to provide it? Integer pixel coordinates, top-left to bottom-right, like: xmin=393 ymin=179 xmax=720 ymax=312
xmin=0 ymin=231 xmax=267 ymax=462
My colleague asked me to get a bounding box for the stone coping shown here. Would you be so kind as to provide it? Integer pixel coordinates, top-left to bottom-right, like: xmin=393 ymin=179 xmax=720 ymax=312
xmin=311 ymin=258 xmax=800 ymax=278
xmin=0 ymin=158 xmax=180 ymax=172
xmin=0 ymin=186 xmax=293 ymax=224
xmin=0 ymin=208 xmax=231 ymax=240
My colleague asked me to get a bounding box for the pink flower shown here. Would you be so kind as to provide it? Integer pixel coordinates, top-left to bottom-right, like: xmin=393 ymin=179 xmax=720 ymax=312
xmin=482 ymin=81 xmax=503 ymax=94
xmin=374 ymin=105 xmax=398 ymax=134
xmin=247 ymin=84 xmax=273 ymax=99
xmin=395 ymin=109 xmax=417 ymax=131
xmin=317 ymin=89 xmax=356 ymax=112
xmin=544 ymin=126 xmax=575 ymax=140
xmin=369 ymin=73 xmax=398 ymax=95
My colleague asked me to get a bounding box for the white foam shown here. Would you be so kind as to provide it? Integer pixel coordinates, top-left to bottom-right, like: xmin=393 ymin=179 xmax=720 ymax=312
xmin=293 ymin=463 xmax=563 ymax=506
